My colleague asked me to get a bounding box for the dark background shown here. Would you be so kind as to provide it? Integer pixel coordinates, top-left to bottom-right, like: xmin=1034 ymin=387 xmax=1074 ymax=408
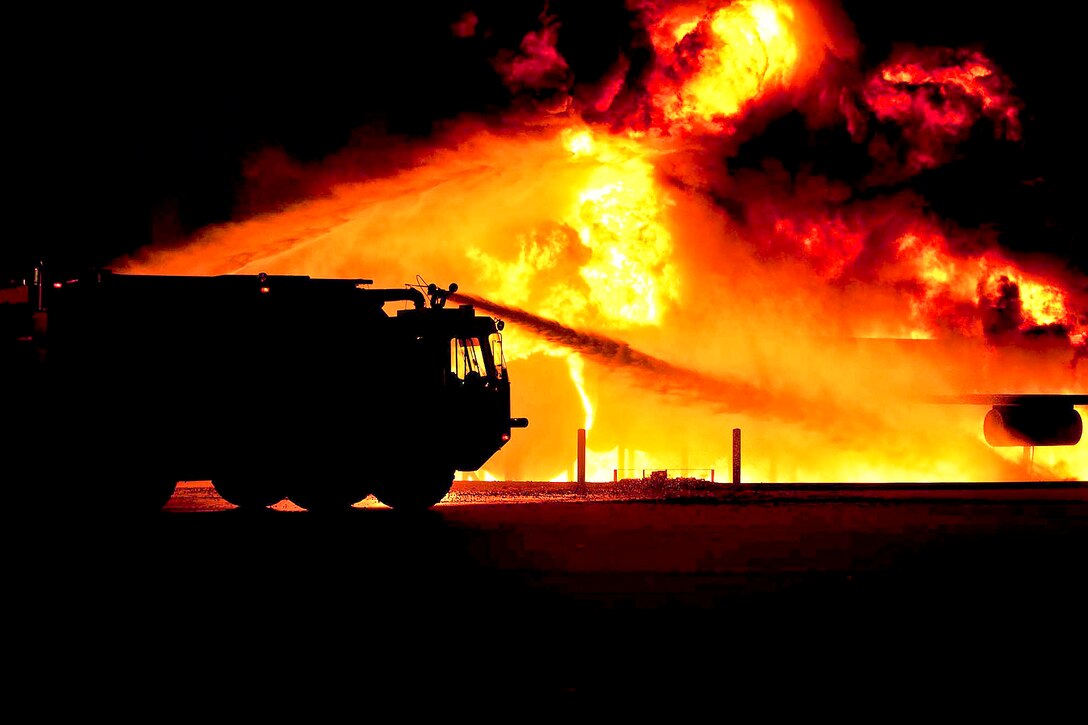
xmin=6 ymin=1 xmax=1083 ymax=280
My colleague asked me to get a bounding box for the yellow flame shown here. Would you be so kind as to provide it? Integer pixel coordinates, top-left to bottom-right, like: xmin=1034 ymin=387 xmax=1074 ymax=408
xmin=1017 ymin=278 xmax=1068 ymax=326
xmin=662 ymin=0 xmax=801 ymax=124
xmin=563 ymin=127 xmax=679 ymax=326
xmin=984 ymin=268 xmax=1073 ymax=328
xmin=1031 ymin=425 xmax=1088 ymax=480
xmin=465 ymin=126 xmax=678 ymax=331
xmin=565 ymin=129 xmax=595 ymax=156
xmin=567 ymin=352 xmax=594 ymax=431
xmin=672 ymin=19 xmax=700 ymax=41
xmin=896 ymin=232 xmax=1078 ymax=334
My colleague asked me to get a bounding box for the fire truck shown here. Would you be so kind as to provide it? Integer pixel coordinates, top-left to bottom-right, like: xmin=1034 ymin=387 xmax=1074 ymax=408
xmin=1 ymin=265 xmax=528 ymax=512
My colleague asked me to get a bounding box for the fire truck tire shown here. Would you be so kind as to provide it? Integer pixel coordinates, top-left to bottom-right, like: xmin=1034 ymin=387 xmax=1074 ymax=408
xmin=286 ymin=481 xmax=371 ymax=512
xmin=213 ymin=475 xmax=287 ymax=509
xmin=143 ymin=477 xmax=180 ymax=512
xmin=372 ymin=467 xmax=455 ymax=511
xmin=51 ymin=450 xmax=177 ymax=512
xmin=112 ymin=471 xmax=178 ymax=513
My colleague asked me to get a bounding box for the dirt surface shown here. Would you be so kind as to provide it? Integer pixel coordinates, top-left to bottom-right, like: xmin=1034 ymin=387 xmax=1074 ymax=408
xmin=16 ymin=479 xmax=1087 ymax=709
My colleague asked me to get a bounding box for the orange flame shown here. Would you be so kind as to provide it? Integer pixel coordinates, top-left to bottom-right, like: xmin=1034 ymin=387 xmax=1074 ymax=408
xmin=463 ymin=124 xmax=679 ymax=330
xmin=658 ymin=0 xmax=800 ymax=124
xmin=631 ymin=0 xmax=854 ymax=135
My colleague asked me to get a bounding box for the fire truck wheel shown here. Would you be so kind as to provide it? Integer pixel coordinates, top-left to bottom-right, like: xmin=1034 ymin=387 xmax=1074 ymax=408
xmin=144 ymin=477 xmax=180 ymax=512
xmin=372 ymin=467 xmax=455 ymax=511
xmin=286 ymin=481 xmax=371 ymax=512
xmin=113 ymin=473 xmax=179 ymax=513
xmin=213 ymin=475 xmax=287 ymax=509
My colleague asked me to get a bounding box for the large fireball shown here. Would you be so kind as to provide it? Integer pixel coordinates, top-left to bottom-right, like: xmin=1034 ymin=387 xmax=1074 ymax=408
xmin=117 ymin=1 xmax=1088 ymax=482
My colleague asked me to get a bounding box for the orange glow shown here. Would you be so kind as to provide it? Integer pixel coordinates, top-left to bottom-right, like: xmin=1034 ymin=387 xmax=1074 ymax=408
xmin=562 ymin=127 xmax=679 ymax=326
xmin=660 ymin=0 xmax=799 ymax=124
xmin=456 ymin=124 xmax=679 ymax=330
xmin=113 ymin=2 xmax=1088 ymax=483
xmin=636 ymin=0 xmax=848 ymax=134
xmin=1009 ymin=278 xmax=1069 ymax=327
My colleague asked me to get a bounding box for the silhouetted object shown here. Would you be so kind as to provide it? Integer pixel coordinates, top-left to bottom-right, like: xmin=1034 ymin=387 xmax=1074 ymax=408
xmin=577 ymin=428 xmax=586 ymax=484
xmin=732 ymin=428 xmax=741 ymax=484
xmin=929 ymin=394 xmax=1087 ymax=447
xmin=428 ymin=282 xmax=457 ymax=309
xmin=983 ymin=401 xmax=1082 ymax=446
xmin=2 ymin=264 xmax=528 ymax=513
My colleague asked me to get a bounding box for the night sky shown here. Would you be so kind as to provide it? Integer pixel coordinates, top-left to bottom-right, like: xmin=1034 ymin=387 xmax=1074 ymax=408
xmin=8 ymin=1 xmax=1084 ymax=281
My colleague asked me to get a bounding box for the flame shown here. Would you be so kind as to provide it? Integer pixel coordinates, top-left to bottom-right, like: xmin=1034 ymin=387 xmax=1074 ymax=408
xmin=562 ymin=127 xmax=679 ymax=326
xmin=865 ymin=48 xmax=1020 ymax=135
xmin=737 ymin=179 xmax=1088 ymax=344
xmin=116 ymin=1 xmax=1088 ymax=483
xmin=657 ymin=0 xmax=800 ymax=124
xmin=1016 ymin=279 xmax=1069 ymax=328
xmin=858 ymin=46 xmax=1022 ymax=182
xmin=568 ymin=352 xmax=595 ymax=431
xmin=458 ymin=124 xmax=679 ymax=331
xmin=630 ymin=0 xmax=853 ymax=135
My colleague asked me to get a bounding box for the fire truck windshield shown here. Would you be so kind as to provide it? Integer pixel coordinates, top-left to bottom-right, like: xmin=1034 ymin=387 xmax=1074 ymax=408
xmin=451 ymin=337 xmax=493 ymax=381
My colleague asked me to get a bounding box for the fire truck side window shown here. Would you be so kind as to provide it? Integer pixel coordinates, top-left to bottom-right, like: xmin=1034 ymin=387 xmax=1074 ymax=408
xmin=451 ymin=337 xmax=485 ymax=380
xmin=490 ymin=333 xmax=505 ymax=380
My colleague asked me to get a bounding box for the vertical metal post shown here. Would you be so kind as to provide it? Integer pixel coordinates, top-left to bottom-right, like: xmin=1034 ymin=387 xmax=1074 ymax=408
xmin=732 ymin=428 xmax=741 ymax=484
xmin=577 ymin=428 xmax=587 ymax=484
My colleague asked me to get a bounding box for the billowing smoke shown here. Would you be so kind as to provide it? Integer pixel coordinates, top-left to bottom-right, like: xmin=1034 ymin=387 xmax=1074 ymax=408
xmin=492 ymin=7 xmax=572 ymax=94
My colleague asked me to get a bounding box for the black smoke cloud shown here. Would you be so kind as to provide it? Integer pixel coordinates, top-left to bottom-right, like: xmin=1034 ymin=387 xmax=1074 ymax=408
xmin=5 ymin=0 xmax=1082 ymax=283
